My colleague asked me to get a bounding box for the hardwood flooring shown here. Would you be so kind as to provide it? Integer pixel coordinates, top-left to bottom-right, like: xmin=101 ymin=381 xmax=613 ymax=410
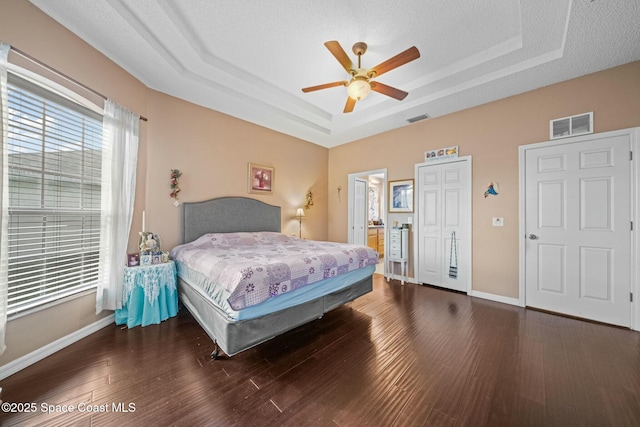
xmin=1 ymin=274 xmax=639 ymax=426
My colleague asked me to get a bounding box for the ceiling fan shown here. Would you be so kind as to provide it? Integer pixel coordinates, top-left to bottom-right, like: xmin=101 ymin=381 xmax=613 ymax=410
xmin=302 ymin=41 xmax=420 ymax=113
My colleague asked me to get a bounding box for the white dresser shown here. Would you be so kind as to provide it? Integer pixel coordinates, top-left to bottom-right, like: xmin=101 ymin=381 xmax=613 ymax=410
xmin=386 ymin=228 xmax=409 ymax=284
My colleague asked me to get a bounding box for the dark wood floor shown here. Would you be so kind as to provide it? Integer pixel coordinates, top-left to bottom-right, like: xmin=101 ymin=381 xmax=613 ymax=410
xmin=2 ymin=274 xmax=639 ymax=426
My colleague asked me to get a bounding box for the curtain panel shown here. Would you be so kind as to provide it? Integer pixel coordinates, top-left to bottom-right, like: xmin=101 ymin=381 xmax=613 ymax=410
xmin=95 ymin=100 xmax=139 ymax=314
xmin=0 ymin=43 xmax=9 ymax=355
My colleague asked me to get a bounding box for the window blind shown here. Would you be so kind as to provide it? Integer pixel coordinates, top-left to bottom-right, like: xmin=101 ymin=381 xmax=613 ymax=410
xmin=6 ymin=73 xmax=103 ymax=315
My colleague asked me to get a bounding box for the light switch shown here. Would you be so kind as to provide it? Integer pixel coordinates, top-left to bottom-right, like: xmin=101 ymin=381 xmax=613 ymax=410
xmin=492 ymin=217 xmax=504 ymax=227
xmin=407 ymin=216 xmax=413 ymax=224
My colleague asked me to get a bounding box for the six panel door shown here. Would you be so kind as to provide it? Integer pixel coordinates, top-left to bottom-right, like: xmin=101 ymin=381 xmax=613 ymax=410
xmin=524 ymin=133 xmax=631 ymax=326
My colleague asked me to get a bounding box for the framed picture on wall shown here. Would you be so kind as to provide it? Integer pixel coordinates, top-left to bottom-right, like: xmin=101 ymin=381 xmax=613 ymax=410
xmin=248 ymin=163 xmax=275 ymax=194
xmin=389 ymin=179 xmax=414 ymax=213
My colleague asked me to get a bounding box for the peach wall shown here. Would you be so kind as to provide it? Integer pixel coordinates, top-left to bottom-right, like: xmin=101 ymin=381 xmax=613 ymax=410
xmin=1 ymin=0 xmax=328 ymax=368
xmin=0 ymin=0 xmax=151 ymax=367
xmin=143 ymin=90 xmax=328 ymax=249
xmin=328 ymin=60 xmax=640 ymax=299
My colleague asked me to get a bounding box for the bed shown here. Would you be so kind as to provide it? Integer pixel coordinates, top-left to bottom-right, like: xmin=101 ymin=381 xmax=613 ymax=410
xmin=171 ymin=196 xmax=377 ymax=359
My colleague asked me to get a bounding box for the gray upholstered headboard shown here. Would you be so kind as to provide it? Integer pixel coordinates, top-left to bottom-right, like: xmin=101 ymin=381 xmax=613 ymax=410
xmin=181 ymin=197 xmax=281 ymax=244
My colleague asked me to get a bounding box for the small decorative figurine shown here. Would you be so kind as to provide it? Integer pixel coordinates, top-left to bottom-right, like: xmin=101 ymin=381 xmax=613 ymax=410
xmin=139 ymin=231 xmax=161 ymax=253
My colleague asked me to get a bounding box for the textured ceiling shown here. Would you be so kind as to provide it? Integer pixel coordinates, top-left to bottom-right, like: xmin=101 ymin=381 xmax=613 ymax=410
xmin=29 ymin=0 xmax=640 ymax=148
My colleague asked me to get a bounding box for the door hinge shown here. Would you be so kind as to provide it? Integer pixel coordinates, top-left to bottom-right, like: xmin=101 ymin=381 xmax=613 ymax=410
xmin=630 ymin=151 xmax=633 ymax=161
xmin=632 ymin=221 xmax=634 ymax=231
xmin=631 ymin=293 xmax=634 ymax=302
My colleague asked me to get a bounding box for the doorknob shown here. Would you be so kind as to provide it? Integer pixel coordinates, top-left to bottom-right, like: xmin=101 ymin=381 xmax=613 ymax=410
xmin=528 ymin=234 xmax=538 ymax=240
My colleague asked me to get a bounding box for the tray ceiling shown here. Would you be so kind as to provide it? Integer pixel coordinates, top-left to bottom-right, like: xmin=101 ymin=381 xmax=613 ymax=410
xmin=29 ymin=0 xmax=640 ymax=148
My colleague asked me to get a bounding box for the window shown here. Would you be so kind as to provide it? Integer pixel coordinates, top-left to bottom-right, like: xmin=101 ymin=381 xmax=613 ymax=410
xmin=6 ymin=73 xmax=103 ymax=315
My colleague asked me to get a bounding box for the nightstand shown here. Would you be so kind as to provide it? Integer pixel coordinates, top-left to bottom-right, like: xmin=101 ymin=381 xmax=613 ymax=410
xmin=386 ymin=228 xmax=409 ymax=285
xmin=115 ymin=260 xmax=178 ymax=328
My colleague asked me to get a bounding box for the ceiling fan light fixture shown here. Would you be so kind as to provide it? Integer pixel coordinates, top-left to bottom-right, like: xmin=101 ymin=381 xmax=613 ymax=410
xmin=347 ymin=77 xmax=371 ymax=101
xmin=302 ymin=41 xmax=420 ymax=113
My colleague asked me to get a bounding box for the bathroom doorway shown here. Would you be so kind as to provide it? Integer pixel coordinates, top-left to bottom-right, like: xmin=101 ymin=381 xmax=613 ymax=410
xmin=348 ymin=168 xmax=387 ymax=273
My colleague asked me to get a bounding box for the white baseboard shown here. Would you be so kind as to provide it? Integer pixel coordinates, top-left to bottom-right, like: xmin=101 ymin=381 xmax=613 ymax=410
xmin=409 ymin=280 xmax=520 ymax=306
xmin=0 ymin=314 xmax=114 ymax=381
xmin=469 ymin=290 xmax=522 ymax=307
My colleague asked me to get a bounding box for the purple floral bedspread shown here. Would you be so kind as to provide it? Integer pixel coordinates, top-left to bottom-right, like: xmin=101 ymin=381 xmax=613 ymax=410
xmin=170 ymin=232 xmax=379 ymax=310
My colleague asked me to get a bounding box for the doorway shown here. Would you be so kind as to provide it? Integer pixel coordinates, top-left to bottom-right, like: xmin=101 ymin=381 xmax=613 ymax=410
xmin=348 ymin=169 xmax=387 ymax=272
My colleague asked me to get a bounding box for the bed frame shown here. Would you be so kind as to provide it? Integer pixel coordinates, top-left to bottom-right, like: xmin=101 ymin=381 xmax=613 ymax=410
xmin=177 ymin=196 xmax=373 ymax=359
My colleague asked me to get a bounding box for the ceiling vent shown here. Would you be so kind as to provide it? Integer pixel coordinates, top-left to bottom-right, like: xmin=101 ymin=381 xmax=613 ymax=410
xmin=406 ymin=113 xmax=431 ymax=123
xmin=550 ymin=112 xmax=593 ymax=140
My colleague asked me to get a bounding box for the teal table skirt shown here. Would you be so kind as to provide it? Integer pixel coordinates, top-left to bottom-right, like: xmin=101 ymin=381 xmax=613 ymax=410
xmin=115 ymin=261 xmax=178 ymax=328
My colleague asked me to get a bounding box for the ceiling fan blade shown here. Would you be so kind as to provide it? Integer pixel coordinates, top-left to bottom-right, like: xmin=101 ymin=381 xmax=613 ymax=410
xmin=302 ymin=81 xmax=347 ymax=93
xmin=370 ymin=81 xmax=409 ymax=100
xmin=367 ymin=46 xmax=420 ymax=78
xmin=324 ymin=41 xmax=353 ymax=73
xmin=344 ymin=96 xmax=356 ymax=113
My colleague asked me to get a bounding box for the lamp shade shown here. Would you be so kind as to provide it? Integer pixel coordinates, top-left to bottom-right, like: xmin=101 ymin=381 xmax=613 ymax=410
xmin=347 ymin=78 xmax=371 ymax=101
xmin=295 ymin=208 xmax=306 ymax=218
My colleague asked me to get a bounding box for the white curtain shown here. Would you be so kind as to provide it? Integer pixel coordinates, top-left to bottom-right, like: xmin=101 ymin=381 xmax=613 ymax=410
xmin=0 ymin=42 xmax=9 ymax=355
xmin=96 ymin=100 xmax=139 ymax=314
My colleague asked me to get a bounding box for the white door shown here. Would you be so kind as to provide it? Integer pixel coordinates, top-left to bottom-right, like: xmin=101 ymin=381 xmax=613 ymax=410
xmin=416 ymin=158 xmax=471 ymax=292
xmin=353 ymin=178 xmax=368 ymax=246
xmin=524 ymin=132 xmax=631 ymax=326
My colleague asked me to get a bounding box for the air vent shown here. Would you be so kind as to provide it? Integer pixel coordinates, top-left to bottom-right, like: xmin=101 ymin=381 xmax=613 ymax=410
xmin=550 ymin=112 xmax=593 ymax=139
xmin=406 ymin=113 xmax=431 ymax=123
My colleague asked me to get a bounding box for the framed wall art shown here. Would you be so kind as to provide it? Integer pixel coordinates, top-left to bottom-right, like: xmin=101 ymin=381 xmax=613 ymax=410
xmin=424 ymin=145 xmax=458 ymax=162
xmin=389 ymin=179 xmax=414 ymax=213
xmin=248 ymin=163 xmax=275 ymax=194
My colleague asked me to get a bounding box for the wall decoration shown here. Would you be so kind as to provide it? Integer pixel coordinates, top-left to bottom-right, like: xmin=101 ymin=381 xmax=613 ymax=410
xmin=368 ymin=186 xmax=379 ymax=222
xmin=170 ymin=169 xmax=182 ymax=207
xmin=389 ymin=179 xmax=414 ymax=213
xmin=424 ymin=145 xmax=458 ymax=162
xmin=248 ymin=163 xmax=274 ymax=194
xmin=484 ymin=181 xmax=500 ymax=198
xmin=305 ymin=190 xmax=314 ymax=208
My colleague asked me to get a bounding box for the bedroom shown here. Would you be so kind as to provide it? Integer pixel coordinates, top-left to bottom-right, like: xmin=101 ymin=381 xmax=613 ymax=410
xmin=1 ymin=0 xmax=640 ymax=424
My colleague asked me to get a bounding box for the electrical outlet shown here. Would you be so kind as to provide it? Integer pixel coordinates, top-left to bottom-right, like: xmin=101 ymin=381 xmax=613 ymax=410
xmin=492 ymin=217 xmax=504 ymax=227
